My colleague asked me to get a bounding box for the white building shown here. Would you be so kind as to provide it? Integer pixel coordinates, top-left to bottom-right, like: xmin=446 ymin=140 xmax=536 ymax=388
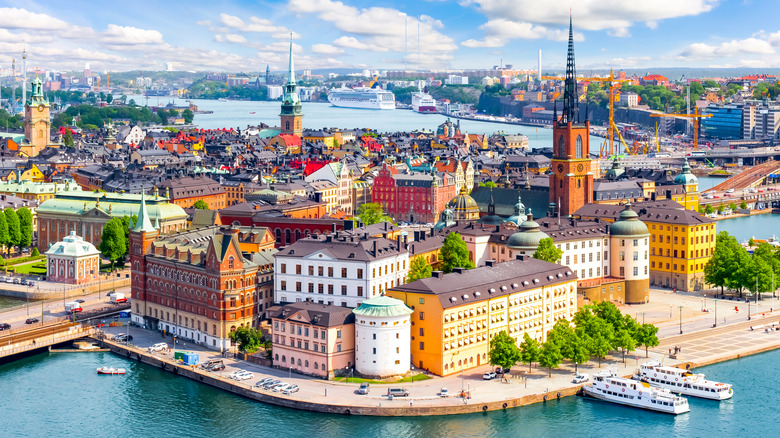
xmin=353 ymin=295 xmax=412 ymax=378
xmin=119 ymin=125 xmax=146 ymax=145
xmin=45 ymin=231 xmax=101 ymax=285
xmin=446 ymin=75 xmax=469 ymax=85
xmin=274 ymin=233 xmax=410 ymax=308
xmin=305 ymin=161 xmax=353 ymax=215
xmin=267 ymin=85 xmax=284 ymax=100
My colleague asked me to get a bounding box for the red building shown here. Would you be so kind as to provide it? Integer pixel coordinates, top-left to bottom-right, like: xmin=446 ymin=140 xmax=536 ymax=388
xmin=640 ymin=74 xmax=669 ymax=87
xmin=372 ymin=163 xmax=456 ymax=224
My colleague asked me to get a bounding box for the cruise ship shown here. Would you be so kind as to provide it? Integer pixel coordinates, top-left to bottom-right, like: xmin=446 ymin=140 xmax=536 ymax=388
xmin=581 ymin=370 xmax=690 ymax=415
xmin=412 ymin=92 xmax=436 ymax=113
xmin=327 ymin=87 xmax=395 ymax=110
xmin=633 ymin=361 xmax=733 ymax=400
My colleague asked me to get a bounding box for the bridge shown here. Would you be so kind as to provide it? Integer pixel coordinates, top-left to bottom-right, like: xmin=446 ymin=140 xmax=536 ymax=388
xmin=704 ymin=160 xmax=780 ymax=193
xmin=0 ymin=322 xmax=96 ymax=359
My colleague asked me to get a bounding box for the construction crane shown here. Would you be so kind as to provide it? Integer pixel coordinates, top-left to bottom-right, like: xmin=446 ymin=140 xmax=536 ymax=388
xmin=543 ymin=68 xmax=633 ymax=156
xmin=649 ymin=108 xmax=712 ymax=151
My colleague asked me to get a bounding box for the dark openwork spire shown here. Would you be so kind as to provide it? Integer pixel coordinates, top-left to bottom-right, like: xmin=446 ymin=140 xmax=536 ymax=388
xmin=561 ymin=14 xmax=578 ymax=125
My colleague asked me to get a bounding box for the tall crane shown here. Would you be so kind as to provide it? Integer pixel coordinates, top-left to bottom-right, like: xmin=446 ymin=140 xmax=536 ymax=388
xmin=543 ymin=68 xmax=633 ymax=156
xmin=649 ymin=108 xmax=712 ymax=151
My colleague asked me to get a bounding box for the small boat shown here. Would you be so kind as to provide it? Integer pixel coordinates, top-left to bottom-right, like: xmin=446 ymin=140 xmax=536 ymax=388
xmin=633 ymin=360 xmax=733 ymax=400
xmin=582 ymin=370 xmax=690 ymax=415
xmin=97 ymin=366 xmax=126 ymax=375
xmin=250 ymin=112 xmax=256 ymax=114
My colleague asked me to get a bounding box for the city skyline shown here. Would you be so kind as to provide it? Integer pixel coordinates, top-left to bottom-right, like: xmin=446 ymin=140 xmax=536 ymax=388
xmin=0 ymin=1 xmax=779 ymax=73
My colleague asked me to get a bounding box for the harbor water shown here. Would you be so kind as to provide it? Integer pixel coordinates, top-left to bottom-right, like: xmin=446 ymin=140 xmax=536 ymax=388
xmin=0 ymin=348 xmax=773 ymax=437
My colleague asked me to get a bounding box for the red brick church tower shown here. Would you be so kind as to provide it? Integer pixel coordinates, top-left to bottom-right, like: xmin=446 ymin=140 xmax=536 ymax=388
xmin=129 ymin=192 xmax=159 ymax=327
xmin=549 ymin=16 xmax=593 ymax=217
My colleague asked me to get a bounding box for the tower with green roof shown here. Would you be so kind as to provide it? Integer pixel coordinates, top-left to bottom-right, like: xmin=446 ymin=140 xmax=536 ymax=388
xmin=280 ymin=34 xmax=303 ymax=137
xmin=23 ymin=75 xmax=53 ymax=157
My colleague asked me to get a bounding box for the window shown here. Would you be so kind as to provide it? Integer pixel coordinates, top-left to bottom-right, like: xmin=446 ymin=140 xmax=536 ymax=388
xmin=620 ymin=267 xmax=625 ymax=277
xmin=633 ymin=239 xmax=639 ymax=246
xmin=633 ymin=251 xmax=639 ymax=261
xmin=341 ymin=285 xmax=347 ymax=295
xmin=318 ymin=266 xmax=324 ymax=276
xmin=357 ymin=286 xmax=363 ymax=297
xmin=619 ymin=251 xmax=625 ymax=261
xmin=308 ymin=266 xmax=314 ymax=275
xmin=318 ymin=284 xmax=324 ymax=294
xmin=576 ymin=135 xmax=583 ymax=158
xmin=228 ymin=257 xmax=235 ymax=269
xmin=557 ymin=135 xmax=565 ymax=158
xmin=296 ymin=265 xmax=302 ymax=275
xmin=373 ymin=347 xmax=377 ymax=354
xmin=337 ymin=329 xmax=342 ymax=339
xmin=336 ymin=344 xmax=342 ymax=352
xmin=419 ymin=342 xmax=425 ymax=351
xmin=328 ymin=267 xmax=333 ymax=277
xmin=296 ymin=282 xmax=302 ymax=292
xmin=621 ymin=239 xmax=625 ymax=247
xmin=328 ymin=284 xmax=334 ymax=294
xmin=357 ymin=269 xmax=363 ymax=279
xmin=372 ymin=268 xmax=376 ymax=278
xmin=419 ymin=328 xmax=425 ymax=336
xmin=280 ymin=281 xmax=287 ymax=291
xmin=633 ymin=267 xmax=639 ymax=276
xmin=308 ymin=283 xmax=314 ymax=293
xmin=280 ymin=264 xmax=286 ymax=274
xmin=419 ymin=298 xmax=425 ymax=304
xmin=341 ymin=268 xmax=347 ymax=278
xmin=419 ymin=312 xmax=425 ymax=320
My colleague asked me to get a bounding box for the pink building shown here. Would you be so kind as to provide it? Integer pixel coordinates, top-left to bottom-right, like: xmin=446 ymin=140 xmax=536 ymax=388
xmin=45 ymin=231 xmax=102 ymax=284
xmin=270 ymin=302 xmax=355 ymax=379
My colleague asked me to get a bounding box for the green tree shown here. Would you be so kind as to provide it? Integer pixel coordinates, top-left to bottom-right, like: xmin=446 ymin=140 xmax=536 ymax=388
xmin=158 ymin=108 xmax=169 ymax=125
xmin=227 ymin=326 xmax=263 ymax=353
xmin=31 ymin=247 xmax=40 ymax=257
xmin=193 ymin=200 xmax=209 ymax=209
xmin=356 ymin=202 xmax=392 ymax=225
xmin=704 ymin=205 xmax=714 ymax=215
xmin=635 ymin=323 xmax=659 ymax=358
xmin=518 ymin=332 xmax=541 ymax=373
xmin=614 ymin=328 xmax=636 ymax=363
xmin=740 ymin=200 xmax=747 ymax=209
xmin=547 ymin=319 xmax=589 ymax=373
xmin=4 ymin=208 xmax=20 ymax=250
xmin=538 ymin=339 xmax=563 ymax=377
xmin=728 ymin=202 xmax=737 ymax=211
xmin=119 ymin=94 xmax=128 ymax=104
xmin=705 ymin=231 xmax=740 ymax=293
xmin=105 ymin=94 xmax=113 ymax=104
xmin=488 ymin=330 xmax=521 ymax=370
xmin=407 ymin=256 xmax=432 ymax=282
xmin=99 ymin=218 xmax=127 ymax=270
xmin=533 ymin=237 xmax=563 ymax=263
xmin=62 ymin=129 xmax=75 ymax=148
xmin=16 ymin=207 xmax=33 ymax=248
xmin=440 ymin=232 xmax=475 ymax=273
xmin=0 ymin=213 xmax=8 ymax=254
xmin=689 ymin=81 xmax=704 ymax=97
xmin=182 ymin=109 xmax=194 ymax=124
xmin=480 ymin=180 xmax=497 ymax=188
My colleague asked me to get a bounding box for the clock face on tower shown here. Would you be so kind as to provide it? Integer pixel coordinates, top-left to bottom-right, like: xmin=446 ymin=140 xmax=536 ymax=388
xmin=557 ymin=164 xmax=564 ymax=173
xmin=37 ymin=104 xmax=45 ymax=112
xmin=577 ymin=164 xmax=584 ymax=172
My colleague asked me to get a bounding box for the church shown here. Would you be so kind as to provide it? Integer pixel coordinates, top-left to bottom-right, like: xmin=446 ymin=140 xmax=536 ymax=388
xmin=20 ymin=76 xmax=60 ymax=157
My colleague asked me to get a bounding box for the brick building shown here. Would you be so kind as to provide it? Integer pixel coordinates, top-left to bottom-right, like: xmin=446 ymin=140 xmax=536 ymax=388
xmin=373 ymin=163 xmax=457 ymax=224
xmin=158 ymin=176 xmax=227 ymax=210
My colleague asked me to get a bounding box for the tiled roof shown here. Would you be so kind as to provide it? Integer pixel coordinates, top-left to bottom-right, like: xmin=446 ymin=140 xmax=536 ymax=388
xmin=269 ymin=302 xmax=355 ymax=327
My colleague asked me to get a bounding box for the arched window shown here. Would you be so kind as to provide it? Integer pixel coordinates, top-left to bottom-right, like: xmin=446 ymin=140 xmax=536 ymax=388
xmin=557 ymin=135 xmax=565 ymax=158
xmin=576 ymin=135 xmax=583 ymax=158
xmin=228 ymin=257 xmax=234 ymax=269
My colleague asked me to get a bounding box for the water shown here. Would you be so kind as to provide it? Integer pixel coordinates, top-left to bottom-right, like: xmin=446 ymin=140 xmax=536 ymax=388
xmin=0 ymin=295 xmax=26 ymax=312
xmin=696 ymin=176 xmax=723 ymax=192
xmin=0 ymin=348 xmax=774 ymax=437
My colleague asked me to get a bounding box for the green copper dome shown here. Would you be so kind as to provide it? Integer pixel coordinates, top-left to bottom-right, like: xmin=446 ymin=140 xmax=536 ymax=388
xmin=507 ymin=212 xmax=549 ymax=250
xmin=610 ymin=203 xmax=649 ymax=237
xmin=353 ymin=296 xmax=413 ymax=318
xmin=674 ymin=157 xmax=698 ymax=186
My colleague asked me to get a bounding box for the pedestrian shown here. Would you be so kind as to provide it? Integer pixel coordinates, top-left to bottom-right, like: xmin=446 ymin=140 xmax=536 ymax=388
xmin=33 ymin=340 xmax=36 ymax=346
xmin=410 ymin=400 xmax=413 ymax=407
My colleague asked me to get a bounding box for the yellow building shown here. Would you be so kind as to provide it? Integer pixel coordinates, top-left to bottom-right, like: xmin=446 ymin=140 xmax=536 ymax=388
xmin=21 ymin=76 xmax=59 ymax=158
xmin=0 ymin=179 xmax=82 ymax=202
xmin=303 ymin=131 xmax=336 ymax=149
xmin=669 ymin=158 xmax=699 ymax=211
xmin=308 ymin=180 xmax=338 ymax=214
xmin=387 ymin=258 xmax=577 ymax=376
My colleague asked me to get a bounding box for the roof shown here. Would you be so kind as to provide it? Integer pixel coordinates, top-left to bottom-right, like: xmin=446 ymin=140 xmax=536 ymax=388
xmin=574 ymin=201 xmax=714 ymax=226
xmin=45 ymin=231 xmax=101 ymax=257
xmin=277 ymin=233 xmax=407 ymax=262
xmin=352 ymin=296 xmax=413 ymax=318
xmin=610 ymin=203 xmax=650 ymax=237
xmin=37 ymin=192 xmax=188 ymax=223
xmin=390 ymin=258 xmax=574 ymax=310
xmin=269 ymin=302 xmax=355 ymax=327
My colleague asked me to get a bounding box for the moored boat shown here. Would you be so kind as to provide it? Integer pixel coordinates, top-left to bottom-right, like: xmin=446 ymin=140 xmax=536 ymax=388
xmin=582 ymin=370 xmax=690 ymax=414
xmin=633 ymin=361 xmax=733 ymax=400
xmin=97 ymin=366 xmax=126 ymax=375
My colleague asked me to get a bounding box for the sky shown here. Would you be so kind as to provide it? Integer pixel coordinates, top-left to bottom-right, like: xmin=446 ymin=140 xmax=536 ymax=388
xmin=0 ymin=0 xmax=779 ymax=74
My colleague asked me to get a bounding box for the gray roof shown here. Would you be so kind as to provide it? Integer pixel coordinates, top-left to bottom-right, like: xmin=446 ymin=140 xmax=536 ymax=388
xmin=574 ymin=201 xmax=714 ymax=226
xmin=277 ymin=234 xmax=407 ymax=261
xmin=269 ymin=302 xmax=355 ymax=327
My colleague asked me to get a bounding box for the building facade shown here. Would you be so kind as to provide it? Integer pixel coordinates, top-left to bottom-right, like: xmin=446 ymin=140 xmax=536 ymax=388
xmin=353 ymin=296 xmax=413 ymax=378
xmin=280 ymin=38 xmax=303 ymax=137
xmin=158 ymin=176 xmax=227 ymax=210
xmin=373 ymin=163 xmax=457 ymax=224
xmin=45 ymin=231 xmax=101 ymax=285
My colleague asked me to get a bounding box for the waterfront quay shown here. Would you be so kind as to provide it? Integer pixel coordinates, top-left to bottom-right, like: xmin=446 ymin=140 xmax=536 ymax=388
xmin=96 ymin=289 xmax=780 ymax=417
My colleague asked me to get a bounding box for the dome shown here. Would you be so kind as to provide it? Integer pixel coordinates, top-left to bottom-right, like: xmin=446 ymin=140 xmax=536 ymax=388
xmin=610 ymin=203 xmax=649 ymax=237
xmin=478 ymin=213 xmax=504 ymax=226
xmin=674 ymin=157 xmax=698 ymax=186
xmin=605 ymin=158 xmax=624 ymax=180
xmin=506 ymin=211 xmax=549 ymax=250
xmin=447 ymin=186 xmax=480 ymax=221
xmin=353 ymin=296 xmax=413 ymax=318
xmin=434 ymin=208 xmax=455 ymax=230
xmin=506 ymin=194 xmax=528 ymax=226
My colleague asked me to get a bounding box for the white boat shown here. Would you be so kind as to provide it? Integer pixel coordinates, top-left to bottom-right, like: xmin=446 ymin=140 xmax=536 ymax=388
xmin=412 ymin=92 xmax=436 ymax=113
xmin=327 ymin=87 xmax=395 ymax=110
xmin=582 ymin=370 xmax=690 ymax=415
xmin=97 ymin=366 xmax=126 ymax=375
xmin=633 ymin=361 xmax=733 ymax=400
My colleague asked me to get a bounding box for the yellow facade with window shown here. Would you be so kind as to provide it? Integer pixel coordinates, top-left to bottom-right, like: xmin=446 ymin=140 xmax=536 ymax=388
xmin=648 ymin=221 xmax=715 ymax=291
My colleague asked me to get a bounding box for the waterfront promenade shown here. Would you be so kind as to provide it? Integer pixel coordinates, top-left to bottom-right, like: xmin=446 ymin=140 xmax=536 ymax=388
xmin=96 ymin=288 xmax=780 ymax=416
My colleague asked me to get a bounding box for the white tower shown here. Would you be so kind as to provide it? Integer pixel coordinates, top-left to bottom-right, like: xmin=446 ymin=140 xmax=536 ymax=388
xmin=538 ymin=49 xmax=542 ymax=80
xmin=353 ymin=296 xmax=412 ymax=378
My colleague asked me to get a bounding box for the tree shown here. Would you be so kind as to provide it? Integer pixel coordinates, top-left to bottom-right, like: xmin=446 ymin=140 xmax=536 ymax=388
xmin=740 ymin=200 xmax=747 ymax=210
xmin=407 ymin=256 xmax=432 ymax=282
xmin=62 ymin=129 xmax=75 ymax=148
xmin=704 ymin=205 xmax=714 ymax=215
xmin=193 ymin=200 xmax=209 ymax=210
xmin=182 ymin=109 xmax=194 ymax=124
xmin=356 ymin=202 xmax=392 ymax=226
xmin=547 ymin=319 xmax=589 ymax=373
xmin=705 ymin=232 xmax=741 ymax=293
xmin=533 ymin=237 xmax=563 ymax=263
xmin=0 ymin=213 xmax=8 ymax=254
xmin=488 ymin=330 xmax=521 ymax=370
xmin=16 ymin=207 xmax=32 ymax=248
xmin=4 ymin=208 xmax=20 ymax=250
xmin=105 ymin=94 xmax=113 ymax=104
xmin=538 ymin=339 xmax=563 ymax=377
xmin=519 ymin=332 xmax=541 ymax=373
xmin=227 ymin=326 xmax=263 ymax=353
xmin=440 ymin=232 xmax=475 ymax=273
xmin=31 ymin=248 xmax=40 ymax=257
xmin=689 ymin=81 xmax=705 ymax=97
xmin=99 ymin=218 xmax=127 ymax=270
xmin=635 ymin=323 xmax=659 ymax=358
xmin=613 ymin=328 xmax=636 ymax=363
xmin=480 ymin=180 xmax=497 ymax=188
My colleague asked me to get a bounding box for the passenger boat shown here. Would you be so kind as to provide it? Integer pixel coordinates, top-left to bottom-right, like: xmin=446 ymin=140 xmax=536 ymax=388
xmin=97 ymin=366 xmax=126 ymax=375
xmin=327 ymin=87 xmax=396 ymax=110
xmin=581 ymin=370 xmax=690 ymax=414
xmin=633 ymin=361 xmax=733 ymax=400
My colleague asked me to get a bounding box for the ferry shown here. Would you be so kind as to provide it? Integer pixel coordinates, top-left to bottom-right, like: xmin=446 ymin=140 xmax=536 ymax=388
xmin=97 ymin=366 xmax=126 ymax=375
xmin=327 ymin=87 xmax=395 ymax=110
xmin=412 ymin=92 xmax=436 ymax=113
xmin=581 ymin=370 xmax=690 ymax=415
xmin=633 ymin=361 xmax=733 ymax=400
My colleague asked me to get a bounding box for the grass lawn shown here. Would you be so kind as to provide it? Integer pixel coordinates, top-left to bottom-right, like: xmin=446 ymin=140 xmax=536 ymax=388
xmin=332 ymin=374 xmax=433 ymax=384
xmin=13 ymin=262 xmax=46 ymax=275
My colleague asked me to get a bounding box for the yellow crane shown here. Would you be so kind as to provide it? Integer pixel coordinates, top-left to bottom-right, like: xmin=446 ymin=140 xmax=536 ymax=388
xmin=649 ymin=108 xmax=712 ymax=151
xmin=543 ymin=68 xmax=633 ymax=156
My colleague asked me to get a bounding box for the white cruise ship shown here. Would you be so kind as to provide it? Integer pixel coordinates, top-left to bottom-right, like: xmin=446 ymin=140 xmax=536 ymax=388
xmin=412 ymin=92 xmax=436 ymax=113
xmin=633 ymin=361 xmax=733 ymax=400
xmin=582 ymin=370 xmax=690 ymax=415
xmin=327 ymin=87 xmax=395 ymax=110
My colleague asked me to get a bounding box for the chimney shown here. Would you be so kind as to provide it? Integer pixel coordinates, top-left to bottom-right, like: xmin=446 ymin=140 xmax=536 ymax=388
xmin=516 ymin=254 xmax=527 ymax=261
xmin=453 ymin=267 xmax=465 ymax=274
xmin=331 ymin=223 xmax=337 ymax=233
xmin=485 ymin=259 xmax=496 ymax=267
xmin=432 ymin=271 xmax=444 ymax=279
xmin=396 ymin=235 xmax=402 ymax=251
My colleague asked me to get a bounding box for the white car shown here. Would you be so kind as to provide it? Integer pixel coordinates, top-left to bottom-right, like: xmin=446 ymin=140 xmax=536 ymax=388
xmin=572 ymin=373 xmax=590 ymax=384
xmin=233 ymin=371 xmax=254 ymax=380
xmin=272 ymin=383 xmax=291 ymax=392
xmin=438 ymin=388 xmax=450 ymax=397
xmin=148 ymin=343 xmax=168 ymax=352
xmin=283 ymin=385 xmax=299 ymax=395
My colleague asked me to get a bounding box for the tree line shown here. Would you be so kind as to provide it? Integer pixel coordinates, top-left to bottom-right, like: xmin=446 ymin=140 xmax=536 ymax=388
xmin=489 ymin=301 xmax=659 ymax=377
xmin=99 ymin=215 xmax=137 ymax=270
xmin=0 ymin=207 xmax=34 ymax=254
xmin=705 ymin=231 xmax=780 ymax=297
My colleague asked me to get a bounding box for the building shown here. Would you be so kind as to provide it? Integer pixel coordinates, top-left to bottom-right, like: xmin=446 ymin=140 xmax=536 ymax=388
xmin=446 ymin=75 xmax=469 ymax=85
xmin=386 ymin=258 xmax=577 ymax=376
xmin=305 ymin=161 xmax=353 ymax=215
xmin=45 ymin=231 xmax=101 ymax=284
xmin=274 ymin=232 xmax=410 ymax=308
xmin=549 ymin=19 xmax=594 ymax=217
xmin=36 ymin=191 xmax=188 ymax=252
xmin=21 ymin=76 xmax=58 ymax=157
xmin=0 ymin=179 xmax=81 ymax=203
xmin=606 ymin=203 xmax=651 ymax=303
xmin=618 ymin=92 xmax=639 ymax=107
xmin=130 ymin=204 xmax=266 ymax=351
xmin=446 ymin=186 xmax=480 ymax=222
xmin=269 ymin=302 xmax=355 ymax=378
xmin=280 ymin=38 xmax=303 ymax=137
xmin=353 ymin=295 xmax=413 ymax=378
xmin=373 ymin=163 xmax=457 ymax=224
xmin=742 ymin=103 xmax=780 ymax=140
xmin=158 ymin=176 xmax=227 ymax=210
xmin=701 ymin=104 xmax=743 ymax=140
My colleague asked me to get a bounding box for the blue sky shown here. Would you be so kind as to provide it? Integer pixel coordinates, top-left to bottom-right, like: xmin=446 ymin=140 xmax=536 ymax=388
xmin=0 ymin=0 xmax=779 ymax=73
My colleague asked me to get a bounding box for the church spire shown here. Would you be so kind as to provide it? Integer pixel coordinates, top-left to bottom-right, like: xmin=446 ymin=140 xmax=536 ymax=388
xmin=287 ymin=33 xmax=295 ymax=85
xmin=132 ymin=191 xmax=156 ymax=233
xmin=562 ymin=13 xmax=578 ymax=125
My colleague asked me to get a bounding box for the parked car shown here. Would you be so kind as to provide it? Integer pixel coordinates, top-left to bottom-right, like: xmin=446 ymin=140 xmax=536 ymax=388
xmin=272 ymin=383 xmax=291 ymax=392
xmin=283 ymin=385 xmax=299 ymax=395
xmin=483 ymin=372 xmax=497 ymax=380
xmin=438 ymin=388 xmax=450 ymax=397
xmin=270 ymin=381 xmax=289 ymax=391
xmin=357 ymin=382 xmax=370 ymax=395
xmin=148 ymin=342 xmax=168 ymax=352
xmin=27 ymin=281 xmax=34 ymax=287
xmin=75 ymin=299 xmax=85 ymax=303
xmin=0 ymin=323 xmax=11 ymax=330
xmin=3 ymin=277 xmax=10 ymax=283
xmin=572 ymin=373 xmax=590 ymax=384
xmin=387 ymin=388 xmax=410 ymax=397
xmin=12 ymin=278 xmax=19 ymax=284
xmin=262 ymin=379 xmax=281 ymax=389
xmin=20 ymin=278 xmax=28 ymax=285
xmin=255 ymin=377 xmax=275 ymax=387
xmin=114 ymin=334 xmax=133 ymax=342
xmin=25 ymin=318 xmax=39 ymax=324
xmin=234 ymin=371 xmax=254 ymax=381
xmin=227 ymin=370 xmax=244 ymax=379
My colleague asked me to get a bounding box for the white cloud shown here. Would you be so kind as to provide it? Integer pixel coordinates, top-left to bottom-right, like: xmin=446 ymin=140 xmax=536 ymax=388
xmin=0 ymin=7 xmax=69 ymax=30
xmin=215 ymin=34 xmax=249 ymax=44
xmin=102 ymin=25 xmax=164 ymax=45
xmin=311 ymin=44 xmax=345 ymax=55
xmin=680 ymin=37 xmax=774 ymax=59
xmin=462 ymin=19 xmax=583 ymax=47
xmin=219 ymin=13 xmax=289 ymax=34
xmin=332 ymin=36 xmax=379 ymax=51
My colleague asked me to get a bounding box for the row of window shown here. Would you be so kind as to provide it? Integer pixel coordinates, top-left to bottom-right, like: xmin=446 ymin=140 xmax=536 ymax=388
xmin=650 ymin=247 xmax=712 ymax=258
xmin=652 ymin=234 xmax=713 ymax=244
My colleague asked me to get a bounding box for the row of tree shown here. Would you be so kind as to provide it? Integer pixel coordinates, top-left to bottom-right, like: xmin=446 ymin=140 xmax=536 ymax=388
xmin=99 ymin=215 xmax=137 ymax=270
xmin=0 ymin=207 xmax=34 ymax=254
xmin=699 ymin=201 xmax=747 ymax=215
xmin=705 ymin=231 xmax=780 ymax=297
xmin=489 ymin=301 xmax=659 ymax=377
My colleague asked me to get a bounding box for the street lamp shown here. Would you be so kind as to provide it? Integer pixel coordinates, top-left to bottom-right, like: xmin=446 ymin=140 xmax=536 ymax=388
xmin=678 ymin=305 xmax=684 ymax=334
